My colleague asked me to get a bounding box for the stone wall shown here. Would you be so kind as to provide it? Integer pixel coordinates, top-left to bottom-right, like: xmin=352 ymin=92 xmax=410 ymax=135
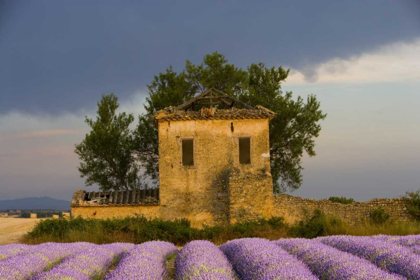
xmin=228 ymin=168 xmax=274 ymax=224
xmin=71 ymin=205 xmax=160 ymax=219
xmin=273 ymin=194 xmax=411 ymax=225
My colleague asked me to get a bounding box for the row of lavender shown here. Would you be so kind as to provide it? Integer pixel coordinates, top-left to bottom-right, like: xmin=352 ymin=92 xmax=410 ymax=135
xmin=1 ymin=235 xmax=420 ymax=279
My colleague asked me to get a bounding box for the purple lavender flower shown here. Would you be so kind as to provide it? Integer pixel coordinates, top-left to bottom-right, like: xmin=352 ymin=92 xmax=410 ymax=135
xmin=373 ymin=234 xmax=420 ymax=254
xmin=0 ymin=244 xmax=32 ymax=261
xmin=0 ymin=242 xmax=91 ymax=280
xmin=104 ymin=241 xmax=177 ymax=280
xmin=220 ymin=238 xmax=317 ymax=280
xmin=319 ymin=235 xmax=420 ymax=279
xmin=277 ymin=238 xmax=405 ymax=280
xmin=175 ymin=240 xmax=238 ymax=280
xmin=33 ymin=243 xmax=132 ymax=280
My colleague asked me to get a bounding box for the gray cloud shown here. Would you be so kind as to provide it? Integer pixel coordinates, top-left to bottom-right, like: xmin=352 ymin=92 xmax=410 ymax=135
xmin=0 ymin=1 xmax=419 ymax=114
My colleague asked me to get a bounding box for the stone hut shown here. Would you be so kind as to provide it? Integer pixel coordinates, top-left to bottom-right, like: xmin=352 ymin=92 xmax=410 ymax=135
xmin=71 ymin=88 xmax=276 ymax=227
xmin=71 ymin=88 xmax=413 ymax=227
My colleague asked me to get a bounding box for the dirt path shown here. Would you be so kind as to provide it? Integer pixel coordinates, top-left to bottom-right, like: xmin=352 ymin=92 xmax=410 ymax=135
xmin=0 ymin=218 xmax=41 ymax=245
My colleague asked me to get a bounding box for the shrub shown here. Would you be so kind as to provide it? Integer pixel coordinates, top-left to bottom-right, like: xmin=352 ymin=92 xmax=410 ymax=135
xmin=403 ymin=190 xmax=420 ymax=221
xmin=24 ymin=216 xmax=287 ymax=245
xmin=369 ymin=208 xmax=390 ymax=224
xmin=290 ymin=209 xmax=327 ymax=238
xmin=328 ymin=196 xmax=354 ymax=204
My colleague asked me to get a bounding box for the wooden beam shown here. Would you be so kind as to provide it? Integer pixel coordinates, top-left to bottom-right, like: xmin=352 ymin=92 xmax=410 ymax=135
xmin=175 ymin=88 xmax=255 ymax=111
xmin=211 ymin=88 xmax=255 ymax=109
xmin=175 ymin=89 xmax=212 ymax=110
xmin=219 ymin=97 xmax=233 ymax=107
xmin=198 ymin=96 xmax=230 ymax=99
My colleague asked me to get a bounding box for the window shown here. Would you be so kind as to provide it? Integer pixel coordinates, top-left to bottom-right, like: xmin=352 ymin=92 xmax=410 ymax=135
xmin=239 ymin=137 xmax=251 ymax=164
xmin=182 ymin=139 xmax=194 ymax=166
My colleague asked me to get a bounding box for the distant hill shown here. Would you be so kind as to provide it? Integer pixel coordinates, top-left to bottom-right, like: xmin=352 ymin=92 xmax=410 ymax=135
xmin=0 ymin=197 xmax=70 ymax=211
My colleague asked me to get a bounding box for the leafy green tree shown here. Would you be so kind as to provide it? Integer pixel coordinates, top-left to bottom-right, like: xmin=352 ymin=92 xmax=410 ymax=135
xmin=134 ymin=52 xmax=327 ymax=192
xmin=75 ymin=94 xmax=141 ymax=191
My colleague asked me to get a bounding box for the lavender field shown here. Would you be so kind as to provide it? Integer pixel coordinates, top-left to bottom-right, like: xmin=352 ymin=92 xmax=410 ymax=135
xmin=1 ymin=235 xmax=420 ymax=280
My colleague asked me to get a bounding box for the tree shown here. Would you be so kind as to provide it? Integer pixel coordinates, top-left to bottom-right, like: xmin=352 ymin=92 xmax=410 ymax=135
xmin=134 ymin=52 xmax=327 ymax=192
xmin=75 ymin=94 xmax=141 ymax=191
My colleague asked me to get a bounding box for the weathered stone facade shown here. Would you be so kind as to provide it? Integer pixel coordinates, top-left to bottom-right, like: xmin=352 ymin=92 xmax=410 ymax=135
xmin=71 ymin=89 xmax=413 ymax=227
xmin=156 ymin=118 xmax=272 ymax=227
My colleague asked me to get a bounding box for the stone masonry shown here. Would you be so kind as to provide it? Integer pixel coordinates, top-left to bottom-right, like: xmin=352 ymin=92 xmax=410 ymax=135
xmin=273 ymin=194 xmax=411 ymax=225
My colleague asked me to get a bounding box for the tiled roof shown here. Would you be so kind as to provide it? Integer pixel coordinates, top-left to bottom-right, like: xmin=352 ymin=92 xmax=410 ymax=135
xmin=153 ymin=88 xmax=276 ymax=122
xmin=71 ymin=189 xmax=159 ymax=206
xmin=155 ymin=106 xmax=276 ymax=122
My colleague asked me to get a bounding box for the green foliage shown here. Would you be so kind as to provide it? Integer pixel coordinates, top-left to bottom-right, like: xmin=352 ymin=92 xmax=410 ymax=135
xmin=328 ymin=196 xmax=355 ymax=204
xmin=75 ymin=94 xmax=141 ymax=191
xmin=369 ymin=208 xmax=390 ymax=224
xmin=134 ymin=52 xmax=327 ymax=191
xmin=290 ymin=209 xmax=327 ymax=238
xmin=403 ymin=190 xmax=420 ymax=221
xmin=25 ymin=216 xmax=286 ymax=246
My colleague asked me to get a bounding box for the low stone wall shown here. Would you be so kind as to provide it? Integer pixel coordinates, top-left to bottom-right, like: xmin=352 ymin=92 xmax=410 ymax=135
xmin=71 ymin=205 xmax=160 ymax=219
xmin=273 ymin=194 xmax=412 ymax=225
xmin=71 ymin=182 xmax=413 ymax=227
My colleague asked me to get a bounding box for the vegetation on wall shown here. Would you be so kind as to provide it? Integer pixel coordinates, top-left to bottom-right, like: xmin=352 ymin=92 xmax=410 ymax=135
xmin=403 ymin=190 xmax=420 ymax=221
xmin=369 ymin=207 xmax=390 ymax=224
xmin=289 ymin=209 xmax=328 ymax=238
xmin=328 ymin=196 xmax=355 ymax=204
xmin=75 ymin=52 xmax=327 ymax=192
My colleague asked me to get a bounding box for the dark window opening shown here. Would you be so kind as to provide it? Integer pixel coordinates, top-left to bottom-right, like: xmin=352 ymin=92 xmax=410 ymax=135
xmin=182 ymin=139 xmax=194 ymax=166
xmin=239 ymin=137 xmax=251 ymax=164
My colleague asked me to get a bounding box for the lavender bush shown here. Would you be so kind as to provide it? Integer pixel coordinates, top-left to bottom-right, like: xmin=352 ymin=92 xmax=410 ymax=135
xmin=0 ymin=244 xmax=32 ymax=261
xmin=373 ymin=234 xmax=420 ymax=254
xmin=33 ymin=243 xmax=132 ymax=280
xmin=3 ymin=236 xmax=420 ymax=279
xmin=175 ymin=240 xmax=238 ymax=280
xmin=220 ymin=238 xmax=317 ymax=280
xmin=0 ymin=242 xmax=91 ymax=280
xmin=104 ymin=241 xmax=177 ymax=280
xmin=277 ymin=238 xmax=405 ymax=280
xmin=319 ymin=235 xmax=420 ymax=279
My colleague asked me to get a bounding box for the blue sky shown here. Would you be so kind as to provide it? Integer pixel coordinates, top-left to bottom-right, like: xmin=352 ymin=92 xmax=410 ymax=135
xmin=0 ymin=0 xmax=419 ymax=200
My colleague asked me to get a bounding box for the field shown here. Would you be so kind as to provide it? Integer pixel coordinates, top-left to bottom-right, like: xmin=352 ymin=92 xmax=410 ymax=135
xmin=2 ymin=235 xmax=420 ymax=279
xmin=0 ymin=218 xmax=41 ymax=245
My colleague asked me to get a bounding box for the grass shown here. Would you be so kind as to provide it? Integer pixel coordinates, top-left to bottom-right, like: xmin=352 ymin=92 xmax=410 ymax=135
xmin=290 ymin=209 xmax=420 ymax=238
xmin=21 ymin=214 xmax=420 ymax=246
xmin=324 ymin=218 xmax=420 ymax=236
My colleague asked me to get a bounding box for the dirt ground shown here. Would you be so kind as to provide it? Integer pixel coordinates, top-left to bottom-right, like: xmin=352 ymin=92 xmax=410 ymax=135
xmin=0 ymin=217 xmax=41 ymax=245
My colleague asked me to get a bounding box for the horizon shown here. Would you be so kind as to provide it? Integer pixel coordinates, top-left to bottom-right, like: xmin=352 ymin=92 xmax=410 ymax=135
xmin=1 ymin=1 xmax=419 ymax=201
